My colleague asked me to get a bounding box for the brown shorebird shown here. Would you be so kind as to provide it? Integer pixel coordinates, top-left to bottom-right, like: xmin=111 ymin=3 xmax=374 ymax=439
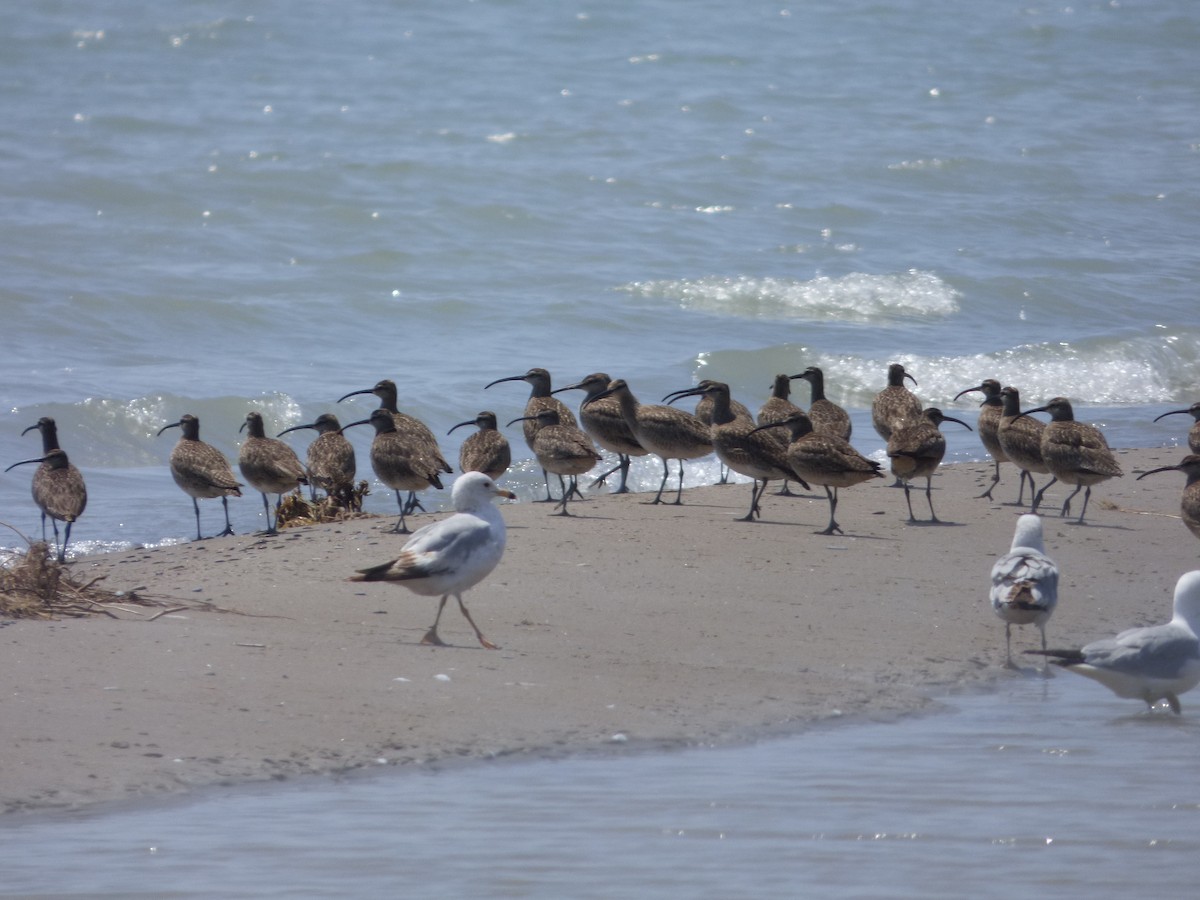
xmin=1154 ymin=402 xmax=1200 ymax=455
xmin=886 ymin=407 xmax=972 ymax=523
xmin=350 ymin=472 xmax=515 ymax=649
xmin=447 ymin=411 xmax=511 ymax=481
xmin=485 ymin=367 xmax=577 ymax=501
xmin=552 ymin=372 xmax=648 ymax=494
xmin=6 ymin=448 xmax=87 ymax=563
xmin=238 ymin=411 xmax=308 ymax=534
xmin=664 ymin=380 xmax=804 ymax=521
xmin=750 ymin=411 xmax=882 ymax=534
xmin=506 ymin=409 xmax=601 ymax=516
xmin=796 ymin=367 xmax=854 ymax=441
xmin=665 ymin=379 xmax=752 ymax=485
xmin=995 ymin=386 xmax=1054 ymax=507
xmin=20 ymin=417 xmax=87 ymax=548
xmin=872 ymin=363 xmax=922 ymax=442
xmin=277 ymin=413 xmax=356 ymax=501
xmin=757 ymin=375 xmax=806 ymax=495
xmin=337 ymin=379 xmax=451 ymax=484
xmin=158 ymin=414 xmax=243 ymax=540
xmin=954 ymin=379 xmax=1008 ymax=500
xmin=343 ymin=409 xmax=445 ymax=534
xmin=1019 ymin=397 xmax=1123 ymax=524
xmin=1137 ymin=455 xmax=1200 ymax=542
xmin=587 ymin=378 xmax=712 ymax=505
xmin=793 ymin=367 xmax=852 ymax=440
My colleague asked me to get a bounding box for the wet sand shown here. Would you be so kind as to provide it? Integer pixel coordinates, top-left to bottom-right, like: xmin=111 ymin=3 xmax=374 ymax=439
xmin=3 ymin=447 xmax=1196 ymax=816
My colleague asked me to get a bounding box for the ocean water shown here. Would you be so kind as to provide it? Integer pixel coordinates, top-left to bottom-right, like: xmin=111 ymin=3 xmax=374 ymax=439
xmin=2 ymin=0 xmax=1198 ymax=553
xmin=2 ymin=0 xmax=1200 ymax=888
xmin=3 ymin=674 xmax=1198 ymax=898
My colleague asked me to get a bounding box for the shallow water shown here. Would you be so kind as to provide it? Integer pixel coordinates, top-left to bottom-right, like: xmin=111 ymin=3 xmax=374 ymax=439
xmin=2 ymin=674 xmax=1197 ymax=898
xmin=3 ymin=0 xmax=1199 ymax=552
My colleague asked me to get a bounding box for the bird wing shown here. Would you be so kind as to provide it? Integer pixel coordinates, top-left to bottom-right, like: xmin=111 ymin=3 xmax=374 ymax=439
xmin=1080 ymin=624 xmax=1200 ymax=679
xmin=355 ymin=514 xmax=497 ymax=582
xmin=990 ymin=550 xmax=1057 ymax=612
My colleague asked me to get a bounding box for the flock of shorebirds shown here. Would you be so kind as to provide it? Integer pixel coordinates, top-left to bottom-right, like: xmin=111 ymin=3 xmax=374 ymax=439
xmin=7 ymin=363 xmax=1200 ymax=711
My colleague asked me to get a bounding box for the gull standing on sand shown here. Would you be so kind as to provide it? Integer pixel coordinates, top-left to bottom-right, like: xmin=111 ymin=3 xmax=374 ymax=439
xmin=1028 ymin=570 xmax=1200 ymax=714
xmin=350 ymin=472 xmax=516 ymax=649
xmin=158 ymin=414 xmax=243 ymax=540
xmin=990 ymin=514 xmax=1058 ymax=667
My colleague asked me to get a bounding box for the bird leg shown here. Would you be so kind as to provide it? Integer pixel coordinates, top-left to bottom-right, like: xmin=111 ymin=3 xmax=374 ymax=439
xmin=902 ymin=482 xmax=918 ymax=522
xmin=1030 ymin=476 xmax=1057 ymax=514
xmin=1059 ymin=484 xmax=1084 ymax=519
xmin=260 ymin=492 xmax=278 ymax=535
xmin=976 ymin=460 xmax=1001 ymax=500
xmin=736 ymin=479 xmax=763 ymax=522
xmin=421 ymin=596 xmax=451 ymax=647
xmin=924 ymin=477 xmax=940 ymax=523
xmin=391 ymin=491 xmax=411 ymax=534
xmin=533 ymin=469 xmax=557 ymax=503
xmin=650 ymin=457 xmax=670 ymax=504
xmin=191 ymin=498 xmax=204 ymax=541
xmin=457 ymin=595 xmax=499 ymax=650
xmin=218 ymin=496 xmax=235 ymax=537
xmin=818 ymin=486 xmax=843 ymax=536
xmin=672 ymin=459 xmax=686 ymax=505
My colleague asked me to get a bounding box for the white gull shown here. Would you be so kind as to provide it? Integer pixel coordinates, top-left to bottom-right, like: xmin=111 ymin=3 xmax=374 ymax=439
xmin=990 ymin=514 xmax=1058 ymax=667
xmin=1029 ymin=570 xmax=1200 ymax=714
xmin=350 ymin=471 xmax=515 ymax=649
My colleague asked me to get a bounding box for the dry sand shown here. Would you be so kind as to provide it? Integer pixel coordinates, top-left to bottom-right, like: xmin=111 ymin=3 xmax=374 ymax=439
xmin=3 ymin=447 xmax=1197 ymax=817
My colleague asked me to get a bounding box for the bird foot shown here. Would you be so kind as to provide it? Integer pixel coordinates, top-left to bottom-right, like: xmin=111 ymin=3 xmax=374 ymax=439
xmin=477 ymin=636 xmax=499 ymax=650
xmin=420 ymin=629 xmax=449 ymax=647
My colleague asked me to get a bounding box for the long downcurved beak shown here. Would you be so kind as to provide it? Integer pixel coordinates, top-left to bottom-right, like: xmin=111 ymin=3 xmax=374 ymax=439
xmin=505 ymin=415 xmax=536 ymax=428
xmin=339 ymin=418 xmax=372 ymax=431
xmin=943 ymin=415 xmax=973 ymax=431
xmin=277 ymin=423 xmax=316 ymax=437
xmin=20 ymin=423 xmax=39 ymax=436
xmin=447 ymin=420 xmax=475 ymax=435
xmin=4 ymin=457 xmax=45 ymax=473
xmin=336 ymin=388 xmax=374 ymax=403
xmin=661 ymin=387 xmax=704 ymax=405
xmin=953 ymin=385 xmax=983 ymax=402
xmin=1137 ymin=464 xmax=1181 ymax=480
xmin=485 ymin=375 xmax=526 ymax=390
xmin=747 ymin=420 xmax=787 ymax=437
xmin=156 ymin=421 xmax=182 ymax=437
xmin=1154 ymin=409 xmax=1192 ymax=422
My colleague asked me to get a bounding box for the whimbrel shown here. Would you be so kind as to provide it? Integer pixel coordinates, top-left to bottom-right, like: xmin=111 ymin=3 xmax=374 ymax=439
xmin=665 ymin=380 xmax=752 ymax=485
xmin=278 ymin=413 xmax=356 ymax=500
xmin=337 ymin=378 xmax=452 ymax=497
xmin=587 ymin=378 xmax=712 ymax=505
xmin=990 ymin=514 xmax=1058 ymax=668
xmin=447 ymin=411 xmax=511 ymax=481
xmin=954 ymin=379 xmax=1008 ymax=500
xmin=485 ymin=368 xmax=577 ymax=501
xmin=1137 ymin=455 xmax=1200 ymax=542
xmin=342 ymin=408 xmax=445 ymax=534
xmin=506 ymin=409 xmax=601 ymax=516
xmin=872 ymin=363 xmax=922 ymax=442
xmin=1027 ymin=570 xmax=1200 ymax=714
xmin=238 ymin=411 xmax=308 ymax=535
xmin=1019 ymin=397 xmax=1123 ymax=524
xmin=158 ymin=414 xmax=242 ymax=540
xmin=665 ymin=380 xmax=801 ymax=521
xmin=350 ymin=472 xmax=516 ymax=649
xmin=552 ymin=372 xmax=647 ymax=494
xmin=995 ymin=386 xmax=1054 ymax=508
xmin=750 ymin=411 xmax=882 ymax=534
xmin=757 ymin=374 xmax=806 ymax=495
xmin=886 ymin=407 xmax=972 ymax=523
xmin=20 ymin=417 xmax=87 ymax=548
xmin=793 ymin=366 xmax=852 ymax=440
xmin=5 ymin=449 xmax=87 ymax=563
xmin=1154 ymin=402 xmax=1200 ymax=455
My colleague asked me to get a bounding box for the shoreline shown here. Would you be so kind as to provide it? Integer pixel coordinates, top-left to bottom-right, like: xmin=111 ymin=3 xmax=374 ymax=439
xmin=3 ymin=447 xmax=1196 ymax=818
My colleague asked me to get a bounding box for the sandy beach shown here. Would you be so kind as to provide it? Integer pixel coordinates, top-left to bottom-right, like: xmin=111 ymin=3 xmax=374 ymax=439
xmin=3 ymin=447 xmax=1196 ymax=817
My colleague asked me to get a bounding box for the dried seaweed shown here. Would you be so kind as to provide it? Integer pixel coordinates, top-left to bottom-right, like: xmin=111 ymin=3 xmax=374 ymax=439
xmin=276 ymin=480 xmax=371 ymax=530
